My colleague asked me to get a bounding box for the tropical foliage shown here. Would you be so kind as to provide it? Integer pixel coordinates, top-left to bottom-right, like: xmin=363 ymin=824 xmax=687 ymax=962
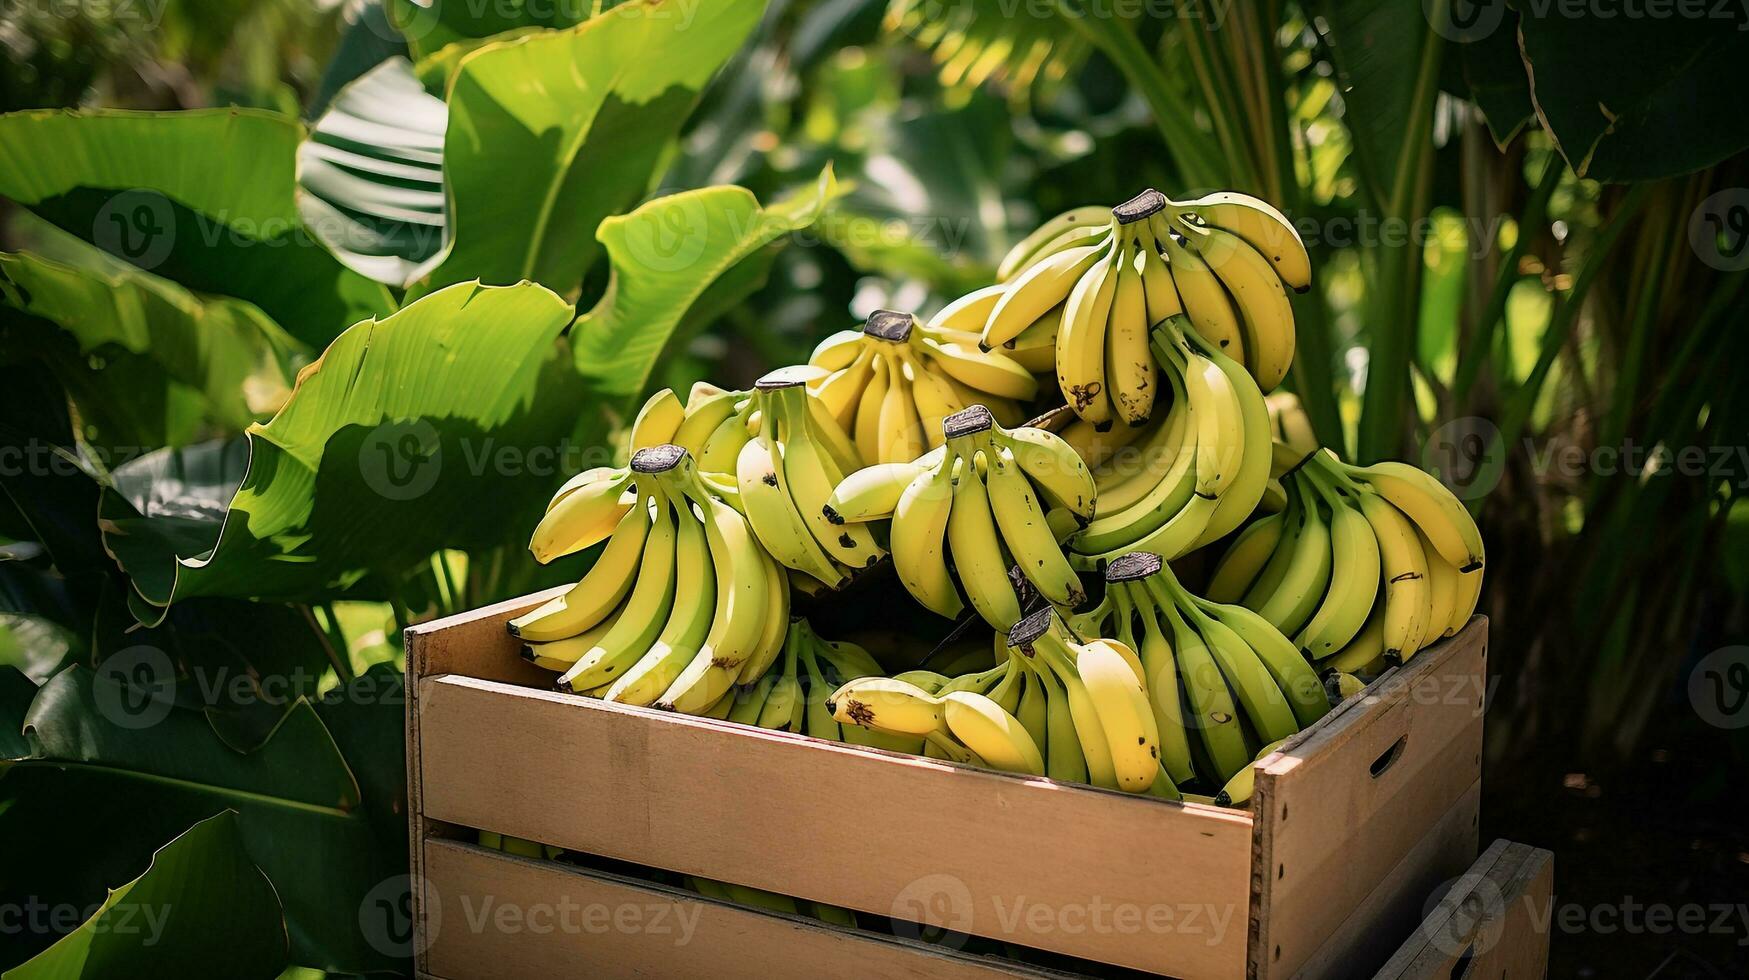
xmin=2 ymin=0 xmax=1746 ymax=975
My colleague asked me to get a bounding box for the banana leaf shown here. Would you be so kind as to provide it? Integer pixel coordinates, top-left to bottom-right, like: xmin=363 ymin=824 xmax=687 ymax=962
xmin=410 ymin=0 xmax=769 ymax=299
xmin=1516 ymin=10 xmax=1749 ymax=180
xmin=572 ymin=166 xmax=840 ymax=403
xmin=2 ymin=812 xmax=286 ymax=980
xmin=99 ymin=281 xmax=583 ymax=622
xmin=385 ymin=0 xmax=591 ymax=59
xmin=5 ymin=665 xmax=405 ymax=973
xmin=0 ymin=243 xmax=304 ymax=438
xmin=298 ymin=58 xmax=448 ymax=288
xmin=0 ymin=108 xmax=395 ymax=348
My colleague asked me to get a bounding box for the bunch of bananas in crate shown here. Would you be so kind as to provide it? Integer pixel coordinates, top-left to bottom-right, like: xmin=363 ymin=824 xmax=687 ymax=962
xmin=807 ymin=309 xmax=1037 ymax=463
xmin=509 ymin=393 xmax=790 ymax=715
xmin=980 ymin=188 xmax=1308 ymax=425
xmin=505 ymin=181 xmax=1485 ymax=819
xmin=1208 ymin=448 xmax=1485 ymax=684
xmin=824 ymin=404 xmax=1095 ymax=629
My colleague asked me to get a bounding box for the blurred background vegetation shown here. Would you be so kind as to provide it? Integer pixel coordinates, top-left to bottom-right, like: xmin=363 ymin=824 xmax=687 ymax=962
xmin=2 ymin=0 xmax=1748 ymax=976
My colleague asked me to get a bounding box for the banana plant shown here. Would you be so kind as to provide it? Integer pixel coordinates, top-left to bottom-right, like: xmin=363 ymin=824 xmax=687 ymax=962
xmin=866 ymin=0 xmax=1749 ymax=761
xmin=0 ymin=0 xmax=847 ymax=973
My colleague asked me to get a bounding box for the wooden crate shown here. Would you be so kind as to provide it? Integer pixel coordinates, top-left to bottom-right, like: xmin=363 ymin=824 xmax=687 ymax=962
xmin=1377 ymin=839 xmax=1553 ymax=980
xmin=406 ymin=589 xmax=1488 ymax=980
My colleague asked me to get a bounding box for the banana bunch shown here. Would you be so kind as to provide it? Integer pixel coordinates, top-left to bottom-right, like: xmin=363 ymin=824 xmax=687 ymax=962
xmin=1066 ymin=313 xmax=1271 ymax=566
xmin=1094 ymin=552 xmax=1329 ymax=789
xmin=824 ymin=404 xmax=1095 ymax=628
xmin=984 ymin=188 xmax=1308 ymax=411
xmin=731 ymin=368 xmax=888 ymax=590
xmin=1000 ymin=606 xmax=1181 ymax=796
xmin=722 ymin=617 xmax=927 ymax=756
xmin=827 ymin=645 xmax=1051 ymax=778
xmin=510 ymin=444 xmax=789 ymax=715
xmin=808 ymin=309 xmax=1037 ymax=464
xmin=1208 ymin=449 xmax=1485 ymax=677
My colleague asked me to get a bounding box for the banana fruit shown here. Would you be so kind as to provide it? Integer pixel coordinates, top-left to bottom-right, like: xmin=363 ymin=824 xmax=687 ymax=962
xmin=825 ymin=404 xmax=1094 ymax=629
xmin=987 ymin=188 xmax=1309 ymax=406
xmin=1089 ymin=551 xmax=1327 ymax=788
xmin=1067 ymin=314 xmax=1270 ymax=566
xmin=1218 ymin=448 xmax=1484 ymax=681
xmin=738 ymin=369 xmax=884 ymax=590
xmin=513 ymin=445 xmax=787 ymax=715
xmin=809 ymin=309 xmax=1035 ymax=463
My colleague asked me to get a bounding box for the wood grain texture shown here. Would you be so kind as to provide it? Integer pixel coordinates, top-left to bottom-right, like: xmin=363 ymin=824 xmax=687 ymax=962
xmin=405 ymin=596 xmax=1494 ymax=980
xmin=1249 ymin=617 xmax=1488 ymax=980
xmin=417 ymin=675 xmax=1254 ymax=978
xmin=1290 ymin=782 xmax=1480 ymax=979
xmin=1379 ymin=839 xmax=1554 ymax=980
xmin=422 ymin=840 xmax=1087 ymax=980
xmin=406 ymin=585 xmax=564 ymax=973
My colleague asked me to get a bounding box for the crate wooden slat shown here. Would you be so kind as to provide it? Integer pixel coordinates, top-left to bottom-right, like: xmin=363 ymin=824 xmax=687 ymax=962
xmin=1376 ymin=839 xmax=1554 ymax=980
xmin=405 ymin=591 xmax=1488 ymax=980
xmin=419 ymin=839 xmax=1082 ymax=980
xmin=1250 ymin=625 xmax=1488 ymax=978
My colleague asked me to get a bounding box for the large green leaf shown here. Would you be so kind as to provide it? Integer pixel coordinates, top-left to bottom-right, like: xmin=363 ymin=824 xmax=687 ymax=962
xmin=1516 ymin=10 xmax=1749 ymax=180
xmin=1310 ymin=0 xmax=1442 ymax=213
xmin=0 ymin=245 xmax=303 ymax=436
xmin=298 ymin=58 xmax=448 ymax=288
xmin=6 ymin=665 xmax=403 ymax=972
xmin=3 ymin=812 xmax=286 ymax=980
xmin=411 ymin=0 xmax=769 ymax=299
xmin=0 ymin=364 xmax=107 ymax=574
xmin=1455 ymin=8 xmax=1533 ymax=146
xmin=100 ymin=282 xmax=585 ymax=622
xmin=0 ymin=109 xmax=395 ymax=348
xmin=571 ymin=167 xmax=839 ymax=402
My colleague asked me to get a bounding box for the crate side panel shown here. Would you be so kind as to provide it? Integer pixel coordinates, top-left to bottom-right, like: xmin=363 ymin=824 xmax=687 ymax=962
xmin=417 ymin=677 xmax=1254 ymax=979
xmin=1250 ymin=618 xmax=1487 ymax=980
xmin=423 ymin=839 xmax=1088 ymax=980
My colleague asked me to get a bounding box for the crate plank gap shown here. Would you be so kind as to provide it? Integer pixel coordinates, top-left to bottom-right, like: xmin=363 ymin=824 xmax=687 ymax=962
xmin=406 ymin=587 xmax=1488 ymax=980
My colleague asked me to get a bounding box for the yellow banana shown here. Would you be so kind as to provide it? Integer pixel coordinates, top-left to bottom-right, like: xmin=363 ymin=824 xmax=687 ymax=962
xmin=509 ymin=496 xmax=653 ymax=641
xmin=941 ymin=691 xmax=1046 ymax=775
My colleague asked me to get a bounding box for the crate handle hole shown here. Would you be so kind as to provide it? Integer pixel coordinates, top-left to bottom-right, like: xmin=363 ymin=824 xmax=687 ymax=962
xmin=1446 ymin=944 xmax=1474 ymax=979
xmin=1369 ymin=736 xmax=1407 ymax=778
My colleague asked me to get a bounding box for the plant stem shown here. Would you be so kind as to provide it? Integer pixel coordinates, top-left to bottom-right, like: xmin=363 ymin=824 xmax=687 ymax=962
xmin=1057 ymin=2 xmax=1227 ymax=187
xmin=1453 ymin=153 xmax=1563 ymax=401
xmin=1499 ymin=183 xmax=1651 ymax=450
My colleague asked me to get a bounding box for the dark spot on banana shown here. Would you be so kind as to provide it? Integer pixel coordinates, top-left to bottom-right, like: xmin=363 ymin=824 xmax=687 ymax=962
xmin=1150 ymin=746 xmax=1159 ymax=757
xmin=762 ymin=473 xmax=778 ymax=487
xmin=839 ymin=533 xmax=856 ymax=549
xmin=846 ymin=700 xmax=876 ymax=726
xmin=863 ymin=555 xmax=878 ymax=567
xmin=1137 ymin=736 xmax=1146 ymax=745
xmin=1389 ymin=571 xmax=1422 ymax=583
xmin=822 ymin=505 xmax=845 ymax=525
